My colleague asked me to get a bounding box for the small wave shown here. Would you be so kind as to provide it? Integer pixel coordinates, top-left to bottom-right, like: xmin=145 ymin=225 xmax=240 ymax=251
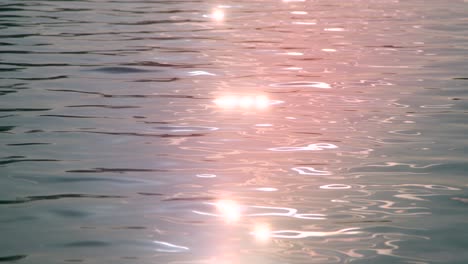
xmin=0 ymin=194 xmax=125 ymax=205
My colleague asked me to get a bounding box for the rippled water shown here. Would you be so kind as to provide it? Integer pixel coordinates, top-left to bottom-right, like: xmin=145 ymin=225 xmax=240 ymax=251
xmin=1 ymin=0 xmax=468 ymax=263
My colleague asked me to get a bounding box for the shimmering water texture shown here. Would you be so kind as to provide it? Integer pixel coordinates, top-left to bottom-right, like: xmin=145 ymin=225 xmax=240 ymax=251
xmin=1 ymin=0 xmax=468 ymax=263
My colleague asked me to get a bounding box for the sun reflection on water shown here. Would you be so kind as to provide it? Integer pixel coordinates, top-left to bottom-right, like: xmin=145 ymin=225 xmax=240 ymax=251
xmin=251 ymin=223 xmax=272 ymax=243
xmin=214 ymin=94 xmax=273 ymax=110
xmin=215 ymin=199 xmax=242 ymax=224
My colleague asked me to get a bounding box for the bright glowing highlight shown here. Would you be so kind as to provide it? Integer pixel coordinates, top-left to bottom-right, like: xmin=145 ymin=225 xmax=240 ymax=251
xmin=251 ymin=223 xmax=271 ymax=243
xmin=214 ymin=95 xmax=271 ymax=110
xmin=212 ymin=9 xmax=225 ymax=22
xmin=215 ymin=200 xmax=241 ymax=223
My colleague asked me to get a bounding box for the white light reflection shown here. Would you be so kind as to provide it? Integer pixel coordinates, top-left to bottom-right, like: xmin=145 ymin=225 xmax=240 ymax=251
xmin=211 ymin=8 xmax=225 ymax=22
xmin=215 ymin=200 xmax=242 ymax=223
xmin=269 ymin=81 xmax=331 ymax=89
xmin=268 ymin=143 xmax=338 ymax=152
xmin=270 ymin=227 xmax=361 ymax=238
xmin=196 ymin=174 xmax=217 ymax=178
xmin=255 ymin=187 xmax=278 ymax=192
xmin=153 ymin=240 xmax=190 ymax=252
xmin=324 ymin=27 xmax=345 ymax=31
xmin=292 ymin=167 xmax=331 ymax=175
xmin=193 ymin=203 xmax=326 ymax=221
xmin=214 ymin=95 xmax=281 ymax=110
xmin=188 ymin=70 xmax=216 ymax=76
xmin=320 ymin=184 xmax=352 ymax=190
xmin=251 ymin=223 xmax=271 ymax=243
xmin=290 ymin=11 xmax=308 ymax=15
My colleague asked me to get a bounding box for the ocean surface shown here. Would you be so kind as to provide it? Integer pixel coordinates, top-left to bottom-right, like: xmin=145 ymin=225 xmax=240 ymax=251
xmin=1 ymin=0 xmax=467 ymax=263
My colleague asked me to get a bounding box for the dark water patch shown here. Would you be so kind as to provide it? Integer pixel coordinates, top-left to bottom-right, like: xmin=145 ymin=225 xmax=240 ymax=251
xmin=138 ymin=192 xmax=163 ymax=196
xmin=53 ymin=8 xmax=93 ymax=12
xmin=1 ymin=75 xmax=68 ymax=81
xmin=40 ymin=114 xmax=112 ymax=119
xmin=0 ymin=255 xmax=27 ymax=262
xmin=0 ymin=67 xmax=24 ymax=72
xmin=111 ymin=226 xmax=147 ymax=230
xmin=123 ymin=61 xmax=210 ymax=69
xmin=51 ymin=209 xmax=92 ymax=218
xmin=55 ymin=130 xmax=206 ymax=138
xmin=7 ymin=142 xmax=50 ymax=146
xmin=86 ymin=66 xmax=155 ymax=74
xmin=48 ymin=89 xmax=207 ymax=99
xmin=0 ymin=158 xmax=60 ymax=165
xmin=143 ymin=121 xmax=172 ymax=124
xmin=2 ymin=155 xmax=25 ymax=159
xmin=156 ymin=126 xmax=218 ymax=132
xmin=162 ymin=196 xmax=216 ymax=202
xmin=63 ymin=241 xmax=111 ymax=248
xmin=66 ymin=105 xmax=140 ymax=109
xmin=0 ymin=33 xmax=37 ymax=38
xmin=0 ymin=126 xmax=14 ymax=132
xmin=0 ymin=194 xmax=126 ymax=205
xmin=66 ymin=168 xmax=168 ymax=173
xmin=366 ymin=45 xmax=408 ymax=49
xmin=24 ymin=129 xmax=44 ymax=133
xmin=24 ymin=176 xmax=142 ymax=184
xmin=133 ymin=77 xmax=179 ymax=82
xmin=336 ymin=220 xmax=392 ymax=224
xmin=0 ymin=115 xmax=15 ymax=118
xmin=111 ymin=19 xmax=204 ymax=25
xmin=0 ymin=108 xmax=51 ymax=112
xmin=111 ymin=8 xmax=199 ymax=14
xmin=453 ymin=77 xmax=468 ymax=80
xmin=0 ymin=62 xmax=71 ymax=67
xmin=0 ymin=90 xmax=17 ymax=96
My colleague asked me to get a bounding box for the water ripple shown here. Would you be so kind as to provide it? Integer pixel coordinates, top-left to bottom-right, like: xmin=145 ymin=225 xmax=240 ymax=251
xmin=269 ymin=81 xmax=331 ymax=89
xmin=0 ymin=194 xmax=125 ymax=205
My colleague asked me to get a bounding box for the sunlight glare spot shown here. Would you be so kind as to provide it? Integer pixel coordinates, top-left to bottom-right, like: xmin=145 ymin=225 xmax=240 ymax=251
xmin=284 ymin=67 xmax=303 ymax=70
xmin=291 ymin=11 xmax=308 ymax=15
xmin=214 ymin=95 xmax=271 ymax=110
xmin=212 ymin=8 xmax=225 ymax=22
xmin=282 ymin=51 xmax=304 ymax=56
xmin=324 ymin=27 xmax=345 ymax=31
xmin=196 ymin=174 xmax=217 ymax=178
xmin=251 ymin=223 xmax=271 ymax=243
xmin=292 ymin=21 xmax=317 ymax=25
xmin=255 ymin=187 xmax=278 ymax=192
xmin=216 ymin=200 xmax=241 ymax=223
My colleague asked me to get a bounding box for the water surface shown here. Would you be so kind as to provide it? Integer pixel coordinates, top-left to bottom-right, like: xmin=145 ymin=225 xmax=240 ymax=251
xmin=1 ymin=0 xmax=468 ymax=263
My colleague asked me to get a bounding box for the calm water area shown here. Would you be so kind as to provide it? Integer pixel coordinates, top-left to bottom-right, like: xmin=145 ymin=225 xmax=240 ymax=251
xmin=1 ymin=0 xmax=467 ymax=263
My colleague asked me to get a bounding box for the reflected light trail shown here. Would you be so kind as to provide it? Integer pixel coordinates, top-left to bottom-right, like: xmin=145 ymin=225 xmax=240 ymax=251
xmin=214 ymin=95 xmax=273 ymax=110
xmin=271 ymin=227 xmax=361 ymax=238
xmin=215 ymin=200 xmax=241 ymax=223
